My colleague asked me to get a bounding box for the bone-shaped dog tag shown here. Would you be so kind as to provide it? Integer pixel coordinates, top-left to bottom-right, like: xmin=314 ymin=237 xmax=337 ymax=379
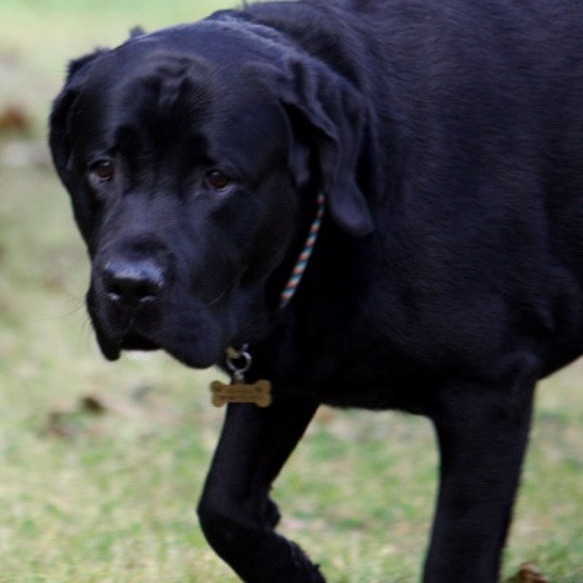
xmin=210 ymin=380 xmax=272 ymax=408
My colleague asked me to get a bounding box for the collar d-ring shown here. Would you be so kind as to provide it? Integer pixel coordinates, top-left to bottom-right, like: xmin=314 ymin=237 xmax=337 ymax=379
xmin=225 ymin=345 xmax=252 ymax=383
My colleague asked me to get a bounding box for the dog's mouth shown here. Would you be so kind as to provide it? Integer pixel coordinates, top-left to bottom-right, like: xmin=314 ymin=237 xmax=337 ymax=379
xmin=87 ymin=281 xmax=237 ymax=369
xmin=94 ymin=325 xmax=160 ymax=362
xmin=120 ymin=332 xmax=160 ymax=352
xmin=93 ymin=314 xmax=230 ymax=370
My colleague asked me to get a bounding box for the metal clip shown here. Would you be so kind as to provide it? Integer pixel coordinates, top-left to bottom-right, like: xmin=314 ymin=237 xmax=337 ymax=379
xmin=225 ymin=345 xmax=252 ymax=383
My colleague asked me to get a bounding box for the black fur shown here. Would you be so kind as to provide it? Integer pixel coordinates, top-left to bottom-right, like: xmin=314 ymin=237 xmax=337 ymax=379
xmin=49 ymin=1 xmax=583 ymax=581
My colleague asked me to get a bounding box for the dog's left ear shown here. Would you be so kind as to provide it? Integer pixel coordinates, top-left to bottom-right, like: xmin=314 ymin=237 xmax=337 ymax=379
xmin=264 ymin=58 xmax=374 ymax=237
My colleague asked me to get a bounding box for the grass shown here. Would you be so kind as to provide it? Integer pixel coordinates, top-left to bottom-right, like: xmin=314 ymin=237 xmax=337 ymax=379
xmin=1 ymin=1 xmax=583 ymax=581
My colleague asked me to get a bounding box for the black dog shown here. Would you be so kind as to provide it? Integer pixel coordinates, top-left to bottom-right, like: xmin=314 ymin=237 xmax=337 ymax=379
xmin=49 ymin=1 xmax=583 ymax=581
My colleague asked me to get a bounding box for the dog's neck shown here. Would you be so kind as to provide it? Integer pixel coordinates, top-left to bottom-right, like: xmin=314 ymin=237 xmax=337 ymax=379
xmin=218 ymin=191 xmax=327 ymax=395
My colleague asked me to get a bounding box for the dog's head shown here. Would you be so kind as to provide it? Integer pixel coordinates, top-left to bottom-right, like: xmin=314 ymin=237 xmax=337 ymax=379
xmin=49 ymin=17 xmax=374 ymax=368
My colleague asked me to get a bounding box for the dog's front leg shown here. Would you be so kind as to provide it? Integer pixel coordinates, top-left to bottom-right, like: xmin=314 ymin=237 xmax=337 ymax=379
xmin=424 ymin=374 xmax=536 ymax=583
xmin=198 ymin=394 xmax=324 ymax=583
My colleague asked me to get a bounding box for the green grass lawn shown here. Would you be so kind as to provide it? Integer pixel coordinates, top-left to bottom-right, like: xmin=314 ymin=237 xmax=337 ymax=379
xmin=1 ymin=2 xmax=583 ymax=581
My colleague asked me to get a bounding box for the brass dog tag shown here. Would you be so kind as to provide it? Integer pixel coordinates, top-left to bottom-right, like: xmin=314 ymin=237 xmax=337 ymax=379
xmin=210 ymin=380 xmax=273 ymax=408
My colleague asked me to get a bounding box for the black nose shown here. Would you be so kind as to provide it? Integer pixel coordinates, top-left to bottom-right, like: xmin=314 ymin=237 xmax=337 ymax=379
xmin=102 ymin=260 xmax=165 ymax=305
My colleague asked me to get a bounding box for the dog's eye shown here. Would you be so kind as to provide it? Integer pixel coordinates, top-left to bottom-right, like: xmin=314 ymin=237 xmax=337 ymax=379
xmin=90 ymin=160 xmax=115 ymax=183
xmin=206 ymin=169 xmax=232 ymax=191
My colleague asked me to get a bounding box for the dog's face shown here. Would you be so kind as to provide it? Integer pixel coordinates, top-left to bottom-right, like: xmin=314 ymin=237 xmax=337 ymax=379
xmin=49 ymin=21 xmax=373 ymax=368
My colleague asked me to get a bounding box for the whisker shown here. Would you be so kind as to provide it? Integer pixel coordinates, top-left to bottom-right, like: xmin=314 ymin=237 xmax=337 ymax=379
xmin=205 ymin=285 xmax=232 ymax=307
xmin=33 ymin=298 xmax=86 ymax=322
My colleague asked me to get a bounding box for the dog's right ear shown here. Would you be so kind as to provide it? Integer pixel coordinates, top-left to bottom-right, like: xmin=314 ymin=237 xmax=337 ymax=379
xmin=49 ymin=49 xmax=108 ymax=187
